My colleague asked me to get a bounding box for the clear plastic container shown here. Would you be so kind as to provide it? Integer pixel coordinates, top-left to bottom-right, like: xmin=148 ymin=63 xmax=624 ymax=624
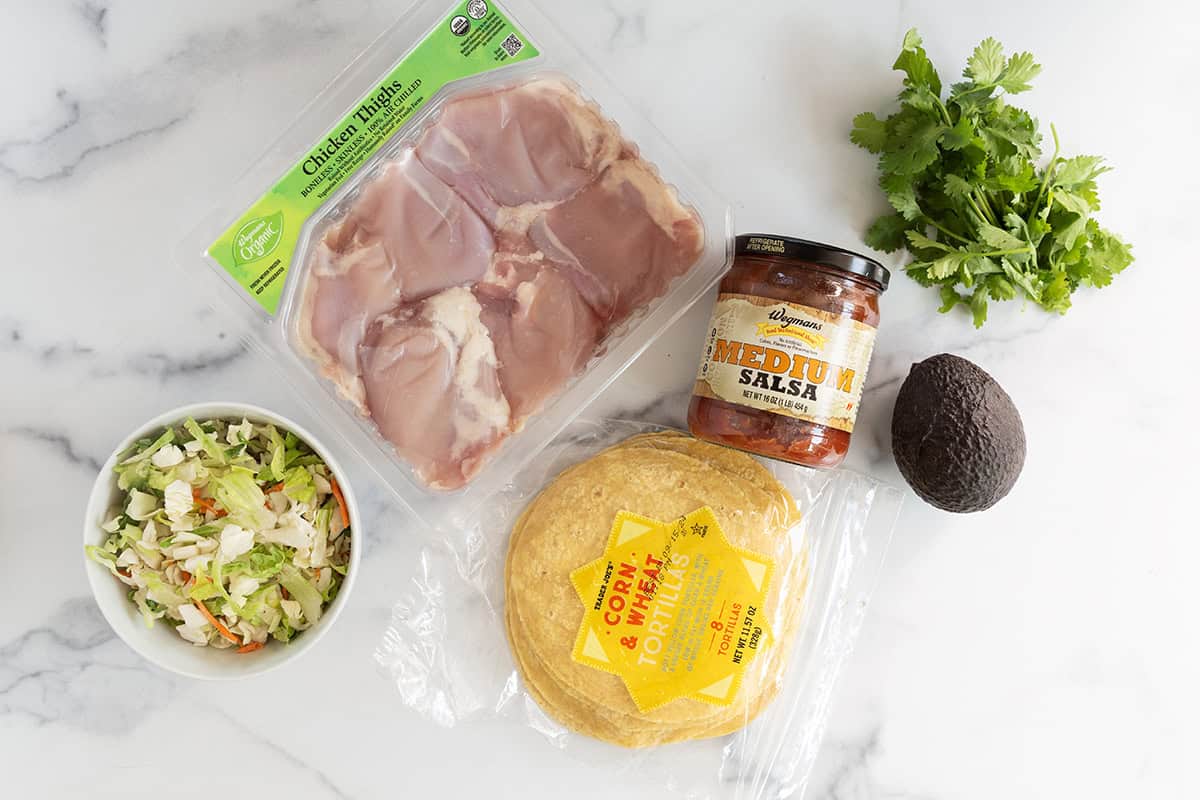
xmin=178 ymin=0 xmax=732 ymax=529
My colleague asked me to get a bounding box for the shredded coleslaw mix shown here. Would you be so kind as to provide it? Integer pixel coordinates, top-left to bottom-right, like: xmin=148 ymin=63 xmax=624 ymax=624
xmin=86 ymin=418 xmax=351 ymax=651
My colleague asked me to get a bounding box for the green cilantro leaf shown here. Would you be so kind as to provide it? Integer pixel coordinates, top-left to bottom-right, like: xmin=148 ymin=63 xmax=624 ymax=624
xmin=905 ymin=230 xmax=952 ymax=252
xmin=985 ymin=275 xmax=1017 ymax=301
xmin=940 ymin=115 xmax=977 ymax=151
xmin=943 ymin=173 xmax=975 ymax=199
xmin=893 ymin=29 xmax=942 ymax=95
xmin=989 ymin=156 xmax=1039 ymax=193
xmin=979 ymin=106 xmax=1041 ymax=160
xmin=1041 ymin=270 xmax=1072 ymax=312
xmin=977 ymin=223 xmax=1028 ymax=252
xmin=850 ymin=29 xmax=1131 ymax=325
xmin=864 ymin=214 xmax=910 ymax=252
xmin=969 ymin=289 xmax=990 ymax=328
xmin=850 ymin=112 xmax=889 ymax=153
xmin=880 ymin=115 xmax=945 ymax=175
xmin=900 ymin=85 xmax=944 ymax=114
xmin=1053 ymin=190 xmax=1093 ymax=216
xmin=939 ymin=284 xmax=963 ymax=313
xmin=928 ymin=250 xmax=976 ymax=280
xmin=999 ymin=51 xmax=1041 ymax=93
xmin=1055 ymin=214 xmax=1089 ymax=252
xmin=1087 ymin=224 xmax=1133 ymax=275
xmin=881 ymin=173 xmax=922 ymax=220
xmin=966 ymin=38 xmax=1006 ymax=83
xmin=1053 ymin=155 xmax=1109 ymax=190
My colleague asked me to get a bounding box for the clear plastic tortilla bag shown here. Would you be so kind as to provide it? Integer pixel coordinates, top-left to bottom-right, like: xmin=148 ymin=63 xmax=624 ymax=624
xmin=376 ymin=419 xmax=902 ymax=798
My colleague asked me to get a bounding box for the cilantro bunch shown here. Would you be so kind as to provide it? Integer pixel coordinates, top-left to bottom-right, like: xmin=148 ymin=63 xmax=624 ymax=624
xmin=851 ymin=30 xmax=1132 ymax=326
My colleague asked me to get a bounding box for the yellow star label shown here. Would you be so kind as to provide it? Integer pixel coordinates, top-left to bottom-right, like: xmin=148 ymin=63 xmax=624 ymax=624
xmin=569 ymin=508 xmax=775 ymax=712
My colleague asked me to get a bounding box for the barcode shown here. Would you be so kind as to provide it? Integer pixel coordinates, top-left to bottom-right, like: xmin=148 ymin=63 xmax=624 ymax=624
xmin=500 ymin=33 xmax=523 ymax=57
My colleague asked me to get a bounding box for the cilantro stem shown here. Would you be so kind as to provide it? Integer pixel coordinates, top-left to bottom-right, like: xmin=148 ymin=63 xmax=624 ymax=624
xmin=964 ymin=193 xmax=992 ymax=226
xmin=1028 ymin=123 xmax=1062 ymax=225
xmin=933 ymin=96 xmax=954 ymax=127
xmin=923 ymin=217 xmax=972 ymax=245
xmin=949 ymin=80 xmax=1001 ymax=104
xmin=979 ymin=248 xmax=1035 ymax=258
xmin=973 ymin=189 xmax=1000 ymax=226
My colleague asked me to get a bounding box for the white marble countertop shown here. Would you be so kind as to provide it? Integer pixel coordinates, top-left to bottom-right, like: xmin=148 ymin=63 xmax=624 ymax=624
xmin=3 ymin=1 xmax=1197 ymax=797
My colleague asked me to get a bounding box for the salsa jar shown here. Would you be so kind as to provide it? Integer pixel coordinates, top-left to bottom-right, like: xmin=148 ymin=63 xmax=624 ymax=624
xmin=688 ymin=234 xmax=889 ymax=468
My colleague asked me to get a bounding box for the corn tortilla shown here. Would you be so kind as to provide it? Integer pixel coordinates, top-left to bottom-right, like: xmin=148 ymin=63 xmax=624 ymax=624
xmin=504 ymin=433 xmax=808 ymax=746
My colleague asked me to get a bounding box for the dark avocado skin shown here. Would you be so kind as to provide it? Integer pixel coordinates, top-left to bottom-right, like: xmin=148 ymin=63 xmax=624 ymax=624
xmin=891 ymin=354 xmax=1025 ymax=513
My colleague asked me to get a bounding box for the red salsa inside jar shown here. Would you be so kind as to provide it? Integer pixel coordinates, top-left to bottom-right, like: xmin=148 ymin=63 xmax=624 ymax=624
xmin=688 ymin=235 xmax=889 ymax=468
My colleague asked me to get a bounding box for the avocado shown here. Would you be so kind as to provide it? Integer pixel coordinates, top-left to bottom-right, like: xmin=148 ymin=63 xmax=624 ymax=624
xmin=891 ymin=354 xmax=1025 ymax=513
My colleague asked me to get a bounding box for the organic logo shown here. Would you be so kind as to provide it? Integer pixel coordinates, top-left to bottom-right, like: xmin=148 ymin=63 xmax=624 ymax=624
xmin=467 ymin=0 xmax=488 ymax=19
xmin=450 ymin=15 xmax=470 ymax=35
xmin=233 ymin=212 xmax=284 ymax=266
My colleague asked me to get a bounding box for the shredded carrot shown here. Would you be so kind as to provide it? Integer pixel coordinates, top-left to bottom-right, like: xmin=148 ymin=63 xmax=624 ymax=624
xmin=191 ymin=489 xmax=227 ymax=518
xmin=280 ymin=586 xmax=290 ymax=600
xmin=266 ymin=482 xmax=285 ymax=493
xmin=237 ymin=641 xmax=265 ymax=654
xmin=179 ymin=570 xmax=192 ymax=584
xmin=192 ymin=600 xmax=240 ymax=645
xmin=116 ymin=568 xmax=131 ymax=578
xmin=330 ymin=478 xmax=350 ymax=529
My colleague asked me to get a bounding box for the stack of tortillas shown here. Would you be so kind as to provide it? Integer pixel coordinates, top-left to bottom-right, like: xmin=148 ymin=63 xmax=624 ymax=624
xmin=504 ymin=431 xmax=809 ymax=747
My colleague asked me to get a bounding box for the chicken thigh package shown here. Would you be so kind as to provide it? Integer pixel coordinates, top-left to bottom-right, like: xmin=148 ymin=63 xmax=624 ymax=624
xmin=183 ymin=0 xmax=731 ymax=528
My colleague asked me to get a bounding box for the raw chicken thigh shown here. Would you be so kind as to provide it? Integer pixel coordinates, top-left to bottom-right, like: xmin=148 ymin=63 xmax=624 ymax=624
xmin=296 ymin=76 xmax=705 ymax=490
xmin=360 ymin=288 xmax=510 ymax=490
xmin=298 ymin=149 xmax=494 ymax=404
xmin=299 ymin=239 xmax=403 ymax=404
xmin=478 ymin=266 xmax=601 ymax=420
xmin=529 ymin=159 xmax=704 ymax=323
xmin=416 ymin=77 xmax=623 ymax=224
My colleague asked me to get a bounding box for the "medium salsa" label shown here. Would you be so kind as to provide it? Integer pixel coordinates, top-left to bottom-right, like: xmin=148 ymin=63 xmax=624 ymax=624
xmin=693 ymin=293 xmax=877 ymax=433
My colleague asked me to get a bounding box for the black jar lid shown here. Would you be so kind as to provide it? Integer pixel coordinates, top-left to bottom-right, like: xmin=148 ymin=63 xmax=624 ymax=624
xmin=736 ymin=234 xmax=890 ymax=292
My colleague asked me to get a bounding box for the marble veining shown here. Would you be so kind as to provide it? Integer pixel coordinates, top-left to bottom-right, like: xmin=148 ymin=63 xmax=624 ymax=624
xmin=7 ymin=426 xmax=105 ymax=472
xmin=0 ymin=598 xmax=178 ymax=733
xmin=78 ymin=3 xmax=110 ymax=46
xmin=0 ymin=92 xmax=191 ymax=183
xmin=2 ymin=315 xmax=247 ymax=380
xmin=216 ymin=711 xmax=355 ymax=799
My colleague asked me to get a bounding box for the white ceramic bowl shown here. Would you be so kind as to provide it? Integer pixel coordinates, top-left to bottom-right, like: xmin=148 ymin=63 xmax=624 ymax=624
xmin=83 ymin=402 xmax=361 ymax=679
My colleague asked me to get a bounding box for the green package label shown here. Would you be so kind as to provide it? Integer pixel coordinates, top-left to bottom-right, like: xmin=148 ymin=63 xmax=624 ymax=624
xmin=208 ymin=1 xmax=539 ymax=314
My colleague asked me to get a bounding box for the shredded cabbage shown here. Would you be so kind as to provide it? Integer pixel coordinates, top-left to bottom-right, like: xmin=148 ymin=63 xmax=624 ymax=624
xmin=254 ymin=425 xmax=287 ymax=483
xmin=163 ymin=479 xmax=193 ymax=521
xmin=85 ymin=545 xmax=124 ymax=579
xmin=279 ymin=565 xmax=324 ymax=625
xmin=125 ymin=489 xmax=159 ymax=521
xmin=218 ymin=525 xmax=253 ymax=562
xmin=226 ymin=543 xmax=289 ymax=580
xmin=281 ymin=465 xmax=317 ymax=505
xmin=151 ymin=444 xmax=185 ymax=469
xmin=120 ymin=429 xmax=176 ymax=465
xmin=86 ymin=417 xmax=349 ymax=651
xmin=116 ymin=458 xmax=154 ymax=491
xmin=184 ymin=418 xmax=227 ymax=464
xmin=226 ymin=419 xmax=255 ymax=445
xmin=210 ymin=468 xmax=273 ymax=530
